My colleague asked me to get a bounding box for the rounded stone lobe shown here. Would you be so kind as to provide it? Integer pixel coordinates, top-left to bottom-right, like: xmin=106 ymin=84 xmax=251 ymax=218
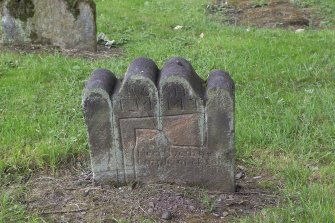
xmin=124 ymin=57 xmax=159 ymax=84
xmin=160 ymin=57 xmax=205 ymax=98
xmin=85 ymin=69 xmax=117 ymax=97
xmin=207 ymin=70 xmax=234 ymax=96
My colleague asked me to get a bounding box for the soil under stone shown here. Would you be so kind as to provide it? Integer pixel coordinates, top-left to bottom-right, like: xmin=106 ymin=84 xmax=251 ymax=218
xmin=209 ymin=0 xmax=325 ymax=29
xmin=14 ymin=164 xmax=280 ymax=223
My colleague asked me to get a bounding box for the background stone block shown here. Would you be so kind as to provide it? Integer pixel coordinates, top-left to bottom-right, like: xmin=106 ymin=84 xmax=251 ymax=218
xmin=83 ymin=57 xmax=236 ymax=191
xmin=1 ymin=0 xmax=96 ymax=51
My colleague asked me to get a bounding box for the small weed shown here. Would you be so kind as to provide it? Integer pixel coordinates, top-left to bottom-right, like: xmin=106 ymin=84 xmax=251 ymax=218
xmin=251 ymin=0 xmax=269 ymax=8
xmin=200 ymin=191 xmax=217 ymax=213
xmin=290 ymin=0 xmax=309 ymax=8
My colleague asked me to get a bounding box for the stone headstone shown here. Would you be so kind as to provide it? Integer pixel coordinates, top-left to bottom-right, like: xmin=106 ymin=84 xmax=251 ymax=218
xmin=83 ymin=57 xmax=235 ymax=191
xmin=0 ymin=0 xmax=96 ymax=51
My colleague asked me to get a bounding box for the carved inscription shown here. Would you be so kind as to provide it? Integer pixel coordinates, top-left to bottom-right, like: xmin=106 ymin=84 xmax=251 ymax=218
xmin=119 ymin=117 xmax=157 ymax=179
xmin=117 ymin=84 xmax=154 ymax=112
xmin=166 ymin=146 xmax=202 ymax=166
xmin=119 ymin=114 xmax=207 ymax=174
xmin=120 ymin=98 xmax=152 ymax=111
xmin=135 ymin=129 xmax=166 ymax=168
xmin=163 ymin=84 xmax=185 ymax=110
xmin=162 ymin=84 xmax=197 ymax=112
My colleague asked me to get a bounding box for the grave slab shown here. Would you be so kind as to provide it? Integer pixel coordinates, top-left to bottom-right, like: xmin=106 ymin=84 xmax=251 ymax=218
xmin=83 ymin=57 xmax=236 ymax=191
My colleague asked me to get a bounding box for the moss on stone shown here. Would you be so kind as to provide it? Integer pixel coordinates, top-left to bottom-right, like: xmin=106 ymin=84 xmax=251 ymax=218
xmin=5 ymin=0 xmax=96 ymax=21
xmin=29 ymin=30 xmax=38 ymax=41
xmin=64 ymin=0 xmax=96 ymax=19
xmin=6 ymin=0 xmax=35 ymax=22
xmin=64 ymin=0 xmax=80 ymax=18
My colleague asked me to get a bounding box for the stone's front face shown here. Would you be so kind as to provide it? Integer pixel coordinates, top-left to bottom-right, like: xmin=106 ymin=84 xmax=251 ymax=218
xmin=0 ymin=0 xmax=96 ymax=51
xmin=83 ymin=57 xmax=236 ymax=191
xmin=162 ymin=114 xmax=201 ymax=146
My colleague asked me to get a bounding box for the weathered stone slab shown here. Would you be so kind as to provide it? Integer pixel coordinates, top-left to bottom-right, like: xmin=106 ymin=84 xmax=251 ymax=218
xmin=206 ymin=70 xmax=235 ymax=191
xmin=83 ymin=69 xmax=117 ymax=182
xmin=112 ymin=57 xmax=160 ymax=184
xmin=1 ymin=0 xmax=96 ymax=51
xmin=83 ymin=57 xmax=236 ymax=191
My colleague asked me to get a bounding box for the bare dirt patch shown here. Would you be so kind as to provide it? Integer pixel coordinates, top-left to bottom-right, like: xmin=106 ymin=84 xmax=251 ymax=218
xmin=0 ymin=44 xmax=123 ymax=60
xmin=17 ymin=165 xmax=279 ymax=222
xmin=209 ymin=0 xmax=322 ymax=29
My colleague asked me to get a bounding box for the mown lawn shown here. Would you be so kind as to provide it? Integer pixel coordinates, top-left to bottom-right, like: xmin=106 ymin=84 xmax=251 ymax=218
xmin=0 ymin=0 xmax=334 ymax=222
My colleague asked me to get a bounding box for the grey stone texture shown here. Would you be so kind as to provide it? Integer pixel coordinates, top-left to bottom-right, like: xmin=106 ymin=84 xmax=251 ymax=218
xmin=83 ymin=57 xmax=235 ymax=191
xmin=0 ymin=0 xmax=96 ymax=51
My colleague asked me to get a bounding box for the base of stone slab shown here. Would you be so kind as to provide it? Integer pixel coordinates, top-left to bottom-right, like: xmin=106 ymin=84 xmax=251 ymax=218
xmin=94 ymin=182 xmax=236 ymax=193
xmin=0 ymin=43 xmax=123 ymax=60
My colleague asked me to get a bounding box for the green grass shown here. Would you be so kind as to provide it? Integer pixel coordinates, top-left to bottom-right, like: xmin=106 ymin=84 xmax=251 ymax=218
xmin=1 ymin=0 xmax=335 ymax=222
